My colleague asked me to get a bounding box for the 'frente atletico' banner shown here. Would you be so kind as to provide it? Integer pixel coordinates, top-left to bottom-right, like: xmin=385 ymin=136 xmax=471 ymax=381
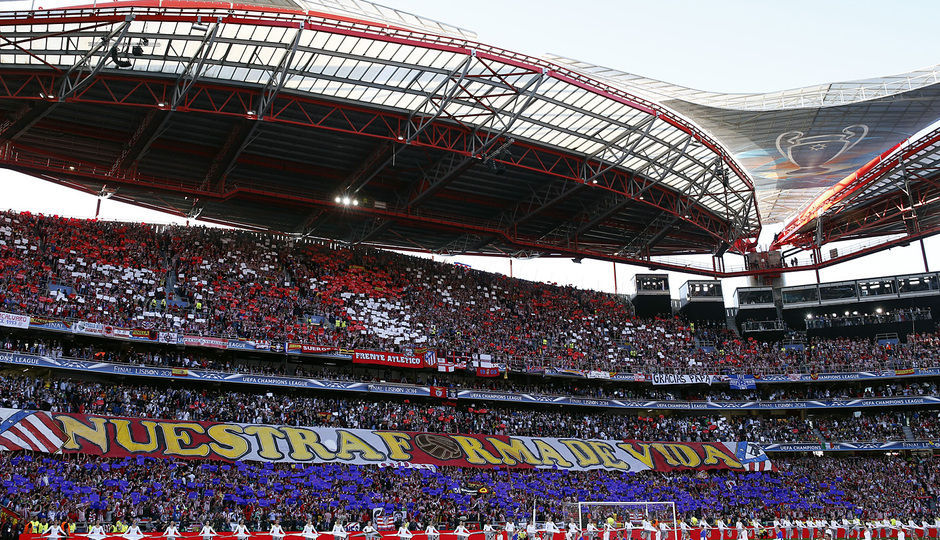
xmin=352 ymin=349 xmax=436 ymax=369
xmin=30 ymin=410 xmax=773 ymax=472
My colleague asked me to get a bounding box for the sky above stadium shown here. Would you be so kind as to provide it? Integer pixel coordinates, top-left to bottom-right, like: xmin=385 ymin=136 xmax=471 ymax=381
xmin=1 ymin=0 xmax=939 ymax=302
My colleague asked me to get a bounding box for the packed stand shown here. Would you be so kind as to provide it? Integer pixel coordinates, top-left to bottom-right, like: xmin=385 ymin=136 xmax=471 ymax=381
xmin=2 ymin=373 xmax=937 ymax=443
xmin=2 ymin=333 xmax=939 ymax=405
xmin=1 ymin=212 xmax=939 ymax=376
xmin=0 ymin=453 xmax=937 ymax=531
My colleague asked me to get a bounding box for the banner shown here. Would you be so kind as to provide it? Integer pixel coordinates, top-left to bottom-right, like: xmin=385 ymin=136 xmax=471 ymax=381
xmin=729 ymin=374 xmax=757 ymax=390
xmin=103 ymin=325 xmax=132 ymax=339
xmin=0 ymin=409 xmax=67 ymax=453
xmin=285 ymin=343 xmax=344 ymax=355
xmin=131 ymin=328 xmax=157 ymax=340
xmin=158 ymin=332 xmax=179 ymax=344
xmin=181 ymin=335 xmax=229 ymax=349
xmin=650 ymin=373 xmax=716 ymax=386
xmin=28 ymin=316 xmax=69 ymax=331
xmin=476 ymin=367 xmax=500 ymax=377
xmin=227 ymin=339 xmax=273 ymax=352
xmin=0 ymin=311 xmax=29 ymax=329
xmin=353 ymin=349 xmax=435 ymax=369
xmin=43 ymin=410 xmax=771 ymax=472
xmin=763 ymin=440 xmax=940 ymax=452
xmin=72 ymin=321 xmax=105 ymax=335
xmin=4 ymin=351 xmax=940 ymax=415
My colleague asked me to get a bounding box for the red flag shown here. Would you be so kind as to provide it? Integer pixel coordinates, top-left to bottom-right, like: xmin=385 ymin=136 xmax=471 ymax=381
xmin=476 ymin=367 xmax=500 ymax=377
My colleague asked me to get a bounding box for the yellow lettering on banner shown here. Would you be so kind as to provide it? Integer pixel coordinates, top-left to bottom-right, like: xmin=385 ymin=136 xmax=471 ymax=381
xmin=335 ymin=430 xmax=384 ymax=461
xmin=111 ymin=419 xmax=159 ymax=453
xmin=207 ymin=424 xmax=250 ymax=460
xmin=560 ymin=440 xmax=600 ymax=467
xmin=586 ymin=441 xmax=628 ymax=470
xmin=532 ymin=439 xmax=573 ymax=468
xmin=243 ymin=426 xmax=287 ymax=460
xmin=702 ymin=444 xmax=743 ymax=468
xmin=451 ymin=436 xmax=502 ymax=465
xmin=650 ymin=443 xmax=683 ymax=467
xmin=661 ymin=443 xmax=701 ymax=468
xmin=375 ymin=432 xmax=413 ymax=461
xmin=486 ymin=437 xmax=542 ymax=466
xmin=161 ymin=423 xmax=210 ymax=457
xmin=281 ymin=427 xmax=336 ymax=461
xmin=54 ymin=415 xmax=108 ymax=453
xmin=616 ymin=442 xmax=655 ymax=469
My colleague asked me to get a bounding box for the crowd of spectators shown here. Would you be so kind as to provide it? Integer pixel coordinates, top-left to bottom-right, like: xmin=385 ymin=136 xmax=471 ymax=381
xmin=2 ymin=373 xmax=937 ymax=444
xmin=1 ymin=211 xmax=939 ymax=376
xmin=805 ymin=308 xmax=932 ymax=330
xmin=1 ymin=452 xmax=936 ymax=532
xmin=3 ymin=333 xmax=939 ymax=405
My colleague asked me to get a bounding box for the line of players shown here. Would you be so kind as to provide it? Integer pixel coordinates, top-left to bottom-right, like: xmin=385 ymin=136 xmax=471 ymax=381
xmin=55 ymin=519 xmax=471 ymax=540
xmin=594 ymin=516 xmax=940 ymax=540
xmin=36 ymin=516 xmax=940 ymax=540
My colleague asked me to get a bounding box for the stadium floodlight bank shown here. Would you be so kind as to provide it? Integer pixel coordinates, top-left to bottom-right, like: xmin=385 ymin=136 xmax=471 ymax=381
xmin=576 ymin=501 xmax=677 ymax=533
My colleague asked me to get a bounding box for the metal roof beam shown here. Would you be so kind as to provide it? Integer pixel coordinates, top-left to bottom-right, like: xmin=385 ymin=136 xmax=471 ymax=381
xmin=350 ymin=217 xmax=393 ymax=245
xmin=339 ymin=142 xmax=394 ymax=195
xmin=57 ymin=17 xmax=134 ymax=101
xmin=614 ymin=151 xmax=722 ymax=256
xmin=401 ymin=72 xmax=547 ymax=210
xmin=108 ymin=108 xmax=163 ymax=175
xmin=169 ymin=22 xmax=221 ymax=110
xmin=436 ymin=232 xmax=486 ymax=254
xmin=615 ymin=212 xmax=675 ymax=257
xmin=294 ymin=208 xmax=330 ymax=238
xmin=564 ymin=193 xmax=635 ymax=241
xmin=201 ymin=120 xmax=254 ymax=193
xmin=405 ymin=54 xmax=474 ymax=142
xmin=538 ymin=132 xmax=696 ymax=248
xmin=403 ymin=152 xmax=478 ymax=209
xmin=503 ymin=181 xmax=586 ymax=230
xmin=472 ymin=71 xmax=546 ymax=157
xmin=0 ymin=101 xmax=54 ymax=144
xmin=202 ymin=26 xmax=303 ymax=193
xmin=582 ymin=115 xmax=657 ymax=182
xmin=348 ymin=55 xmax=475 ymax=196
xmin=255 ymin=26 xmax=303 ymax=121
xmin=533 ymin=119 xmax=663 ymax=243
xmin=111 ymin=22 xmax=221 ymax=168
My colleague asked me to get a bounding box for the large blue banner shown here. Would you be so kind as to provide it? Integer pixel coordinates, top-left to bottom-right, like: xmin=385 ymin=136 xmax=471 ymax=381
xmin=762 ymin=441 xmax=940 ymax=452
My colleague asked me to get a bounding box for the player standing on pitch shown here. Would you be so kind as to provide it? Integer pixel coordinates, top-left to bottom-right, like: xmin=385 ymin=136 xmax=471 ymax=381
xmin=234 ymin=519 xmax=251 ymax=540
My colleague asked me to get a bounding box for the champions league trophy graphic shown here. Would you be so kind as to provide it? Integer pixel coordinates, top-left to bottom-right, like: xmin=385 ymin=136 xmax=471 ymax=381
xmin=775 ymin=124 xmax=868 ymax=174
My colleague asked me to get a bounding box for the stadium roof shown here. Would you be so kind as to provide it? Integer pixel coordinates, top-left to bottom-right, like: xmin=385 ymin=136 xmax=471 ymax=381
xmin=3 ymin=0 xmax=939 ymax=274
xmin=770 ymin=126 xmax=940 ymax=251
xmin=0 ymin=0 xmax=760 ymax=269
xmin=548 ymin=55 xmax=940 ymax=224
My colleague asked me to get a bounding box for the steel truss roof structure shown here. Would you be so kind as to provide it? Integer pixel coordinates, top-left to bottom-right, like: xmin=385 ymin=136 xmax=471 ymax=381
xmin=0 ymin=0 xmax=760 ymax=268
xmin=773 ymin=127 xmax=940 ymax=251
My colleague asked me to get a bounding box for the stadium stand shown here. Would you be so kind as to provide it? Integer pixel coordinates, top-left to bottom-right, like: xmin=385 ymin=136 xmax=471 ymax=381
xmin=0 ymin=212 xmax=936 ymax=376
xmin=0 ymin=370 xmax=937 ymax=444
xmin=2 ymin=214 xmax=940 ymax=537
xmin=1 ymin=0 xmax=940 ymax=536
xmin=1 ymin=452 xmax=939 ymax=528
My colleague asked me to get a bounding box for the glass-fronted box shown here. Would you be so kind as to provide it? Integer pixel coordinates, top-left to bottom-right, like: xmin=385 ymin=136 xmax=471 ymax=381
xmin=735 ymin=287 xmax=774 ymax=309
xmin=634 ymin=274 xmax=670 ymax=295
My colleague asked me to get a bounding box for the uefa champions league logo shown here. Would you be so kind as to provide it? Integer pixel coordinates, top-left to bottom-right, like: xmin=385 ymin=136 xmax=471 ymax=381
xmin=775 ymin=124 xmax=869 ymax=174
